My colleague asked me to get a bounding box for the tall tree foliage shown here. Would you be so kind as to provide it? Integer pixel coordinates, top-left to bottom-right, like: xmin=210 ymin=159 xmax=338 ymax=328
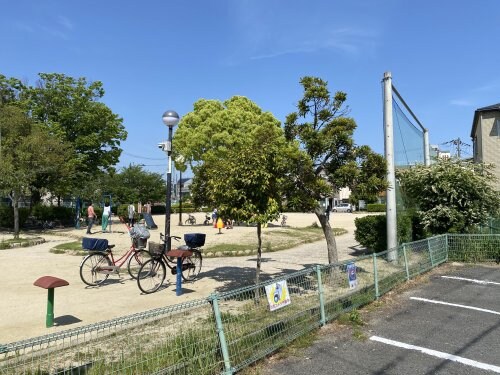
xmin=284 ymin=77 xmax=386 ymax=263
xmin=0 ymin=72 xmax=128 ymax=202
xmin=397 ymin=159 xmax=500 ymax=234
xmin=174 ymin=96 xmax=304 ymax=284
xmin=0 ymin=105 xmax=74 ymax=237
xmin=27 ymin=73 xmax=127 ymax=177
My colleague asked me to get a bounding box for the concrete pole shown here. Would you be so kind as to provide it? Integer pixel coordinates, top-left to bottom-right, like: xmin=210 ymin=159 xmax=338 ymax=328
xmin=383 ymin=72 xmax=397 ymax=261
xmin=424 ymin=129 xmax=431 ymax=166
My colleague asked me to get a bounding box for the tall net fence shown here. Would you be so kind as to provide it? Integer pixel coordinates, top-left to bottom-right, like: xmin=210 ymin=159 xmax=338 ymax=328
xmin=391 ymin=84 xmax=428 ymax=245
xmin=393 ymin=95 xmax=425 ymax=168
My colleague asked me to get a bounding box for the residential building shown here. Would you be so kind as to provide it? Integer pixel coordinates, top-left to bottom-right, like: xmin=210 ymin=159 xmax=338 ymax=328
xmin=470 ymin=103 xmax=500 ymax=191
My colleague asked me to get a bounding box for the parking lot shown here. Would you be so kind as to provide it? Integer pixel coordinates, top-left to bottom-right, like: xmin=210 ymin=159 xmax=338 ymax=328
xmin=263 ymin=265 xmax=500 ymax=374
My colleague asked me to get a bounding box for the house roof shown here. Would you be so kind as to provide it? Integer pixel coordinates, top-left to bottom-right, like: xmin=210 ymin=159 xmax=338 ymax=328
xmin=470 ymin=103 xmax=500 ymax=138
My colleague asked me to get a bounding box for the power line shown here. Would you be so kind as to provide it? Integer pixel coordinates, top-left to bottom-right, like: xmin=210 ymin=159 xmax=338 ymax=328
xmin=121 ymin=151 xmax=165 ymax=161
xmin=442 ymin=138 xmax=470 ymax=159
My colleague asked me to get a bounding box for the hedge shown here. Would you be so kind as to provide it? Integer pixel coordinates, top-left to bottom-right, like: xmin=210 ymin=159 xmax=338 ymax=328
xmin=366 ymin=204 xmax=385 ymax=212
xmin=354 ymin=213 xmax=413 ymax=253
xmin=0 ymin=206 xmax=30 ymax=229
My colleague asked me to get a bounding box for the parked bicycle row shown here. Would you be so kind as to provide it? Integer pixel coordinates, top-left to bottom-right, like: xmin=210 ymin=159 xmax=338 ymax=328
xmin=79 ymin=220 xmax=204 ymax=294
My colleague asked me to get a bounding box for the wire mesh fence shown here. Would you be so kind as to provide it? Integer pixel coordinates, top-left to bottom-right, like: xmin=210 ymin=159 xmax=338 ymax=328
xmin=0 ymin=234 xmax=494 ymax=374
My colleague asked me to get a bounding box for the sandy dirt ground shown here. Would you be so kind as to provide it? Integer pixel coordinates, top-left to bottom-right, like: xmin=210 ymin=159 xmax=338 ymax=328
xmin=1 ymin=212 xmax=372 ymax=344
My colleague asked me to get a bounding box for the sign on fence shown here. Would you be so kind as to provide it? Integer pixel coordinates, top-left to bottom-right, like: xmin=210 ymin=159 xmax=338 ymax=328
xmin=347 ymin=262 xmax=358 ymax=289
xmin=265 ymin=280 xmax=291 ymax=311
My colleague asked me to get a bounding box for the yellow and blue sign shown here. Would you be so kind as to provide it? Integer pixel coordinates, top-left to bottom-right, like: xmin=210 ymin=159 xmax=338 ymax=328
xmin=265 ymin=280 xmax=291 ymax=311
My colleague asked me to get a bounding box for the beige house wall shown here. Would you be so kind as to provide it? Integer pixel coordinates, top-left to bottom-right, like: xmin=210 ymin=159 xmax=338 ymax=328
xmin=474 ymin=112 xmax=500 ymax=191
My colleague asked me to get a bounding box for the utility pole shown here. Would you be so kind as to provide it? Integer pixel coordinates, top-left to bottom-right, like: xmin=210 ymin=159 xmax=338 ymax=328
xmin=444 ymin=138 xmax=470 ymax=159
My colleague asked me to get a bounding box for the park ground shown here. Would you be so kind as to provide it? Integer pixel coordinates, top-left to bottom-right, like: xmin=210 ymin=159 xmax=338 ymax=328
xmin=1 ymin=211 xmax=371 ymax=343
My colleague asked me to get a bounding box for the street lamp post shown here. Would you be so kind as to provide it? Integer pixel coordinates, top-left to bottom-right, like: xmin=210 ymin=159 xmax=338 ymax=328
xmin=162 ymin=110 xmax=180 ymax=252
xmin=178 ymin=170 xmax=183 ymax=226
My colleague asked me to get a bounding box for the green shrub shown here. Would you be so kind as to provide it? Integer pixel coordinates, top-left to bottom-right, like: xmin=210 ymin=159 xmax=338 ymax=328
xmin=354 ymin=215 xmax=386 ymax=252
xmin=354 ymin=214 xmax=417 ymax=252
xmin=367 ymin=204 xmax=385 ymax=212
xmin=151 ymin=205 xmax=166 ymax=215
xmin=0 ymin=206 xmax=30 ymax=229
xmin=31 ymin=205 xmax=74 ymax=224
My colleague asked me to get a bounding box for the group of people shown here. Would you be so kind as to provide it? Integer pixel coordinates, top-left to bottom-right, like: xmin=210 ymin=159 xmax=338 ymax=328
xmin=85 ymin=202 xmax=112 ymax=234
xmin=85 ymin=201 xmax=139 ymax=235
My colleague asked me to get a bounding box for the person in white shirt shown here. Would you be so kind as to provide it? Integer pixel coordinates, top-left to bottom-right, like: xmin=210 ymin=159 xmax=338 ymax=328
xmin=102 ymin=202 xmax=111 ymax=232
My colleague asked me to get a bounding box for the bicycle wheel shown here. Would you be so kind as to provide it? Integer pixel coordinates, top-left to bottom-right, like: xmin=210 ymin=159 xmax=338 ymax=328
xmin=80 ymin=253 xmax=112 ymax=286
xmin=127 ymin=249 xmax=152 ymax=279
xmin=182 ymin=249 xmax=202 ymax=281
xmin=137 ymin=258 xmax=166 ymax=294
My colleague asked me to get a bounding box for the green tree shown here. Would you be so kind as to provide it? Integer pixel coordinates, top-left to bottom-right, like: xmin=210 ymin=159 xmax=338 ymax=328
xmin=175 ymin=96 xmax=304 ymax=284
xmin=102 ymin=164 xmax=166 ymax=205
xmin=6 ymin=73 xmax=128 ymax=201
xmin=284 ymin=77 xmax=387 ymax=263
xmin=0 ymin=105 xmax=74 ymax=237
xmin=397 ymin=158 xmax=500 ymax=234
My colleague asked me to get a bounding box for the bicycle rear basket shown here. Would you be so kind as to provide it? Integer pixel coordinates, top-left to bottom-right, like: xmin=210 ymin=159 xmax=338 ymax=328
xmin=184 ymin=233 xmax=206 ymax=248
xmin=82 ymin=237 xmax=109 ymax=251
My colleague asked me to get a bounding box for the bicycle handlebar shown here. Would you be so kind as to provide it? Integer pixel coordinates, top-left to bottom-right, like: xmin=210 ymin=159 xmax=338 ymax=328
xmin=160 ymin=233 xmax=181 ymax=242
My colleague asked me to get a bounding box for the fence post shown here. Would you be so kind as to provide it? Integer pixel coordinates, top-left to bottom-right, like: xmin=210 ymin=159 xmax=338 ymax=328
xmin=209 ymin=293 xmax=232 ymax=375
xmin=428 ymin=238 xmax=435 ymax=267
xmin=316 ymin=265 xmax=326 ymax=326
xmin=445 ymin=234 xmax=449 ymax=262
xmin=402 ymin=243 xmax=410 ymax=281
xmin=372 ymin=253 xmax=379 ymax=299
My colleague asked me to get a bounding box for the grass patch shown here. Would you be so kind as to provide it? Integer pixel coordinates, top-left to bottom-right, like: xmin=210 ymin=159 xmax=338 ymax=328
xmin=205 ymin=227 xmax=347 ymax=256
xmin=50 ymin=241 xmax=86 ymax=255
xmin=0 ymin=237 xmax=42 ymax=249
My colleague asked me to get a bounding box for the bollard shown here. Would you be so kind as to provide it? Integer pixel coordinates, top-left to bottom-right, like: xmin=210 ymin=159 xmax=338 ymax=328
xmin=33 ymin=276 xmax=69 ymax=328
xmin=166 ymin=249 xmax=193 ymax=296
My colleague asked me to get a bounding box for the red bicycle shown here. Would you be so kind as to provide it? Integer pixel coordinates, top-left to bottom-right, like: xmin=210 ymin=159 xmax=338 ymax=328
xmin=79 ymin=237 xmax=151 ymax=286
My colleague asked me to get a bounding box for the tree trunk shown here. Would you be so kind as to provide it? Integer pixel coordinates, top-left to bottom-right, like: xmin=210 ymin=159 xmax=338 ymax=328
xmin=252 ymin=223 xmax=263 ymax=303
xmin=255 ymin=222 xmax=262 ymax=286
xmin=314 ymin=206 xmax=338 ymax=264
xmin=10 ymin=192 xmax=20 ymax=239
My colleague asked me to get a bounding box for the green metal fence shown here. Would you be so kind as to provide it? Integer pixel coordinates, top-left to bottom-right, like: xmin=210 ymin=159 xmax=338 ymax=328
xmin=0 ymin=234 xmax=495 ymax=374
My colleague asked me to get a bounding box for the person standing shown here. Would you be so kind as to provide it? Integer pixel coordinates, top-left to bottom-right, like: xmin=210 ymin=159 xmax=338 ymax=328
xmin=128 ymin=203 xmax=136 ymax=227
xmin=86 ymin=203 xmax=96 ymax=234
xmin=212 ymin=208 xmax=218 ymax=228
xmin=102 ymin=202 xmax=111 ymax=232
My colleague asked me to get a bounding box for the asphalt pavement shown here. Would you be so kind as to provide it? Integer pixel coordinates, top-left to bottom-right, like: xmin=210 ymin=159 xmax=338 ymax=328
xmin=261 ymin=264 xmax=500 ymax=375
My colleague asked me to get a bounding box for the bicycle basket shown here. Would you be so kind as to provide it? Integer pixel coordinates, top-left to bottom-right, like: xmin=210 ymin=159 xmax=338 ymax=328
xmin=133 ymin=237 xmax=148 ymax=249
xmin=82 ymin=237 xmax=109 ymax=251
xmin=148 ymin=241 xmax=164 ymax=256
xmin=184 ymin=233 xmax=205 ymax=248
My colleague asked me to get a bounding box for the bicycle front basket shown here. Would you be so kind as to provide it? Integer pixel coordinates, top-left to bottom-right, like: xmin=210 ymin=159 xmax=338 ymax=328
xmin=184 ymin=233 xmax=205 ymax=248
xmin=148 ymin=241 xmax=164 ymax=256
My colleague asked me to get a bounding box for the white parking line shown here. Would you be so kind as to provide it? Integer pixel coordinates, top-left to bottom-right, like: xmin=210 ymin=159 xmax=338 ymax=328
xmin=442 ymin=276 xmax=500 ymax=285
xmin=370 ymin=336 xmax=500 ymax=373
xmin=410 ymin=297 xmax=500 ymax=316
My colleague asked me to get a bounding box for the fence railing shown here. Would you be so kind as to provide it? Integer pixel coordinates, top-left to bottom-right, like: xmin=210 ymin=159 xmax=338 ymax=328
xmin=0 ymin=234 xmax=495 ymax=374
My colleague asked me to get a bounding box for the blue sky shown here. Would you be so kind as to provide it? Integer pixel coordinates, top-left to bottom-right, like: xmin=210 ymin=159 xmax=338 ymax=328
xmin=2 ymin=0 xmax=499 ymax=176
